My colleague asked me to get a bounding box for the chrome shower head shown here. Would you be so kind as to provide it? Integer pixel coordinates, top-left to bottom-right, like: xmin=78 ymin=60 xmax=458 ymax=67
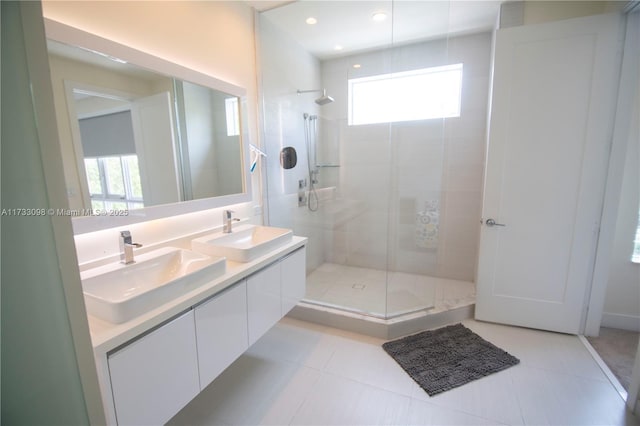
xmin=315 ymin=90 xmax=334 ymax=105
xmin=297 ymin=88 xmax=334 ymax=106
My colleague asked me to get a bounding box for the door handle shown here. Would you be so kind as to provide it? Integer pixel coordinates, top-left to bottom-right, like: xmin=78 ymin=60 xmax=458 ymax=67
xmin=485 ymin=218 xmax=506 ymax=227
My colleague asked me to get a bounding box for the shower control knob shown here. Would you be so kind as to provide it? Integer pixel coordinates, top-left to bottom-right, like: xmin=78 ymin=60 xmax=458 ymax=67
xmin=485 ymin=218 xmax=506 ymax=227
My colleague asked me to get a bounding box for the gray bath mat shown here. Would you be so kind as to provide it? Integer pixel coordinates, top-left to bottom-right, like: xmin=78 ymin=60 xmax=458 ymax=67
xmin=383 ymin=323 xmax=520 ymax=396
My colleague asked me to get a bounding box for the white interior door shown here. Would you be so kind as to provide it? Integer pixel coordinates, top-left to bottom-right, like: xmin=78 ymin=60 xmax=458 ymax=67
xmin=131 ymin=91 xmax=181 ymax=206
xmin=475 ymin=13 xmax=624 ymax=334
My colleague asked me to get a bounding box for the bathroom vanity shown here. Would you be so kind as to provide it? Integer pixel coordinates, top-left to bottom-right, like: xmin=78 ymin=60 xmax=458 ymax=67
xmin=43 ymin=18 xmax=308 ymax=425
xmin=86 ymin=235 xmax=306 ymax=425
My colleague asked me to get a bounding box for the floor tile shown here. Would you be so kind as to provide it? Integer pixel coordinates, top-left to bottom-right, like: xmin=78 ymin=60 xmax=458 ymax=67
xmin=510 ymin=365 xmax=639 ymax=426
xmin=171 ymin=317 xmax=639 ymax=426
xmin=168 ymin=353 xmax=320 ymax=425
xmin=464 ymin=320 xmax=608 ymax=381
xmin=290 ymin=373 xmax=411 ymax=425
xmin=246 ymin=317 xmax=335 ymax=371
xmin=410 ymin=363 xmax=525 ymax=425
xmin=405 ymin=398 xmax=505 ymax=425
xmin=322 ymin=335 xmax=418 ymax=396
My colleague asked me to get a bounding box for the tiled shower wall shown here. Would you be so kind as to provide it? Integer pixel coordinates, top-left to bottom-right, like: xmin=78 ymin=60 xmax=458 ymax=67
xmin=318 ymin=33 xmax=492 ymax=281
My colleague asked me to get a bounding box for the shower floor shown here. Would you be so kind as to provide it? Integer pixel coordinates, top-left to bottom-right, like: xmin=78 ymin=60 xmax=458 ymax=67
xmin=304 ymin=263 xmax=475 ymax=318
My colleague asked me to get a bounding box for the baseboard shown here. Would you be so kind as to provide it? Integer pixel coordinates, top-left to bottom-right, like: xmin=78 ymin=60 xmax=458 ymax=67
xmin=601 ymin=312 xmax=640 ymax=332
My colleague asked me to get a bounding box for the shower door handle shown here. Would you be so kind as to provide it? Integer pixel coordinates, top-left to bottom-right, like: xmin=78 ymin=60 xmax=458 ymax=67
xmin=485 ymin=218 xmax=506 ymax=227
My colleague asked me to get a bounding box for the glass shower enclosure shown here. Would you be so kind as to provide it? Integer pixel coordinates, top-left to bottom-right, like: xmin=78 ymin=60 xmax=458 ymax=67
xmin=257 ymin=1 xmax=487 ymax=319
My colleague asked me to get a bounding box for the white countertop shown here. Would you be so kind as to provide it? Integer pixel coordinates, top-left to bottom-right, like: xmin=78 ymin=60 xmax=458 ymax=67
xmin=87 ymin=236 xmax=307 ymax=355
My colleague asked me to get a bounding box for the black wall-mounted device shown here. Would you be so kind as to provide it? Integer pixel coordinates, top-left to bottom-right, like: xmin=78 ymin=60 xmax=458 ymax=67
xmin=280 ymin=146 xmax=297 ymax=169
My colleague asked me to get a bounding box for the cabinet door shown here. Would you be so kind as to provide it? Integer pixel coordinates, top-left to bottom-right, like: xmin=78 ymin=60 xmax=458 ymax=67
xmin=195 ymin=281 xmax=248 ymax=389
xmin=108 ymin=311 xmax=200 ymax=426
xmin=247 ymin=261 xmax=281 ymax=345
xmin=281 ymin=247 xmax=306 ymax=315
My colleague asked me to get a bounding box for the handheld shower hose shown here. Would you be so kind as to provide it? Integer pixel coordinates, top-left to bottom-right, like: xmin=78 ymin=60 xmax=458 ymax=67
xmin=303 ymin=113 xmax=319 ymax=212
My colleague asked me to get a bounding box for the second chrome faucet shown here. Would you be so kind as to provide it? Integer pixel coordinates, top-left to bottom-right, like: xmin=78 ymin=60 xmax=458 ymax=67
xmin=120 ymin=230 xmax=143 ymax=264
xmin=223 ymin=210 xmax=241 ymax=233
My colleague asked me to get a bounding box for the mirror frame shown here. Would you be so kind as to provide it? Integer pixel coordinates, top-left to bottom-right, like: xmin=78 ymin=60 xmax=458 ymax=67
xmin=44 ymin=18 xmax=252 ymax=234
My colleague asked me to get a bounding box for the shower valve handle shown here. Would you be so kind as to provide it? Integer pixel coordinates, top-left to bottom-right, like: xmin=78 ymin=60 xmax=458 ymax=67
xmin=485 ymin=218 xmax=506 ymax=227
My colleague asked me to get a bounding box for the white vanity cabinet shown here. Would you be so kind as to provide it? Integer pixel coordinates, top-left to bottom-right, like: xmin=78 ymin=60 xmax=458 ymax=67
xmin=247 ymin=247 xmax=306 ymax=345
xmin=97 ymin=243 xmax=307 ymax=425
xmin=194 ymin=280 xmax=248 ymax=389
xmin=107 ymin=310 xmax=200 ymax=426
xmin=247 ymin=261 xmax=282 ymax=345
xmin=281 ymin=248 xmax=306 ymax=315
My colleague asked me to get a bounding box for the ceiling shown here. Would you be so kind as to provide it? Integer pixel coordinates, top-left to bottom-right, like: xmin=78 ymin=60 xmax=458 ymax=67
xmin=255 ymin=0 xmax=506 ymax=59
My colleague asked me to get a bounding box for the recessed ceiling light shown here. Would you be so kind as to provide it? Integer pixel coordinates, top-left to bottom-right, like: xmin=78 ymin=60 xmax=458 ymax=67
xmin=372 ymin=12 xmax=387 ymax=22
xmin=334 ymin=45 xmax=344 ymax=51
xmin=353 ymin=64 xmax=361 ymax=69
xmin=306 ymin=17 xmax=317 ymax=25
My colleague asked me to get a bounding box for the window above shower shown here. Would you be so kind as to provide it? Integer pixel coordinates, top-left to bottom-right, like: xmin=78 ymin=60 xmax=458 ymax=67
xmin=347 ymin=63 xmax=463 ymax=126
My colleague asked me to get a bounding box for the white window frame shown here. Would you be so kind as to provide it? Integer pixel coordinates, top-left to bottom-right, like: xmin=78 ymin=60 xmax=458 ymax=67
xmin=348 ymin=63 xmax=463 ymax=126
xmin=84 ymin=155 xmax=144 ymax=210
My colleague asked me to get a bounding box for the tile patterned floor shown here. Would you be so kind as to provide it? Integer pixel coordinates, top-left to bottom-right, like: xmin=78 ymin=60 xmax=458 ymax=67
xmin=304 ymin=263 xmax=475 ymax=317
xmin=169 ymin=317 xmax=639 ymax=426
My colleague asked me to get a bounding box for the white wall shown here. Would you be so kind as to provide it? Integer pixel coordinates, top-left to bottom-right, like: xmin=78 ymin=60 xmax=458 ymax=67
xmin=500 ymin=1 xmax=622 ymax=28
xmin=602 ymin=78 xmax=640 ymax=331
xmin=523 ymin=1 xmax=620 ymax=24
xmin=42 ymin=1 xmax=257 ymax=98
xmin=42 ymin=1 xmax=263 ymax=263
xmin=2 ymin=2 xmax=102 ymax=422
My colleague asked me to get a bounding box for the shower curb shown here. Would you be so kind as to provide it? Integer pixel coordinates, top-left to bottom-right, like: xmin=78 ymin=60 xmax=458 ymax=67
xmin=286 ymin=302 xmax=475 ymax=340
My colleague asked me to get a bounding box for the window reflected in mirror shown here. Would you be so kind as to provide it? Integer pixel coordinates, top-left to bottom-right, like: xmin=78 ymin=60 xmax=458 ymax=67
xmin=84 ymin=155 xmax=143 ymax=211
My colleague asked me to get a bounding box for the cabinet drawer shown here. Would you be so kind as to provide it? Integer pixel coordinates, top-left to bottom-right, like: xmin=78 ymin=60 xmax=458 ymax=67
xmin=195 ymin=280 xmax=248 ymax=388
xmin=247 ymin=261 xmax=281 ymax=345
xmin=108 ymin=311 xmax=199 ymax=426
xmin=281 ymin=247 xmax=306 ymax=315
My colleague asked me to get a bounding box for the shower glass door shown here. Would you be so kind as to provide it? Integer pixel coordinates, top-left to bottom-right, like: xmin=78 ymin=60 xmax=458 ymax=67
xmin=259 ymin=0 xmax=484 ymax=319
xmin=316 ymin=32 xmax=396 ymax=317
xmin=382 ymin=2 xmax=452 ymax=317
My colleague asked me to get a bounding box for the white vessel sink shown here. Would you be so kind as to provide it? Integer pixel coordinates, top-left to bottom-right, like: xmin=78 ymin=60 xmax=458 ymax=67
xmin=81 ymin=247 xmax=225 ymax=324
xmin=192 ymin=224 xmax=293 ymax=263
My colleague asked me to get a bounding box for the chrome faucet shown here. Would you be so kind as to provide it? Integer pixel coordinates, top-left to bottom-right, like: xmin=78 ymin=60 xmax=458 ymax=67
xmin=222 ymin=210 xmax=240 ymax=233
xmin=119 ymin=230 xmax=143 ymax=264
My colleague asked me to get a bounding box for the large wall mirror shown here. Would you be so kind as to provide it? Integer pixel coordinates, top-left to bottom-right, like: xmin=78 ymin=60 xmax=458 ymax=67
xmin=44 ymin=19 xmax=251 ymax=234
